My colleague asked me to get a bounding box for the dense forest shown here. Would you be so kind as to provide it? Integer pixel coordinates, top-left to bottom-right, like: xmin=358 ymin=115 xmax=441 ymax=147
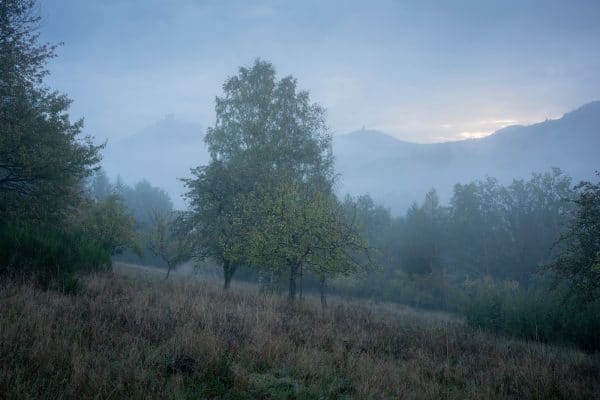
xmin=1 ymin=1 xmax=599 ymax=398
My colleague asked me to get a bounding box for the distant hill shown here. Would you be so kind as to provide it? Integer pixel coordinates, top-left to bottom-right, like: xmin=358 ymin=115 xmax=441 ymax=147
xmin=333 ymin=101 xmax=600 ymax=213
xmin=103 ymin=102 xmax=600 ymax=213
xmin=102 ymin=115 xmax=206 ymax=208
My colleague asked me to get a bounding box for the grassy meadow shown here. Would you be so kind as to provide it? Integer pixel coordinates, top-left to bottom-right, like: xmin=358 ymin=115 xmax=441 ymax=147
xmin=1 ymin=263 xmax=598 ymax=400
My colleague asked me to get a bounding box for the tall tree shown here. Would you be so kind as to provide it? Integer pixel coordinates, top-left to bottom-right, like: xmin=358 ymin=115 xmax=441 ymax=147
xmin=400 ymin=190 xmax=446 ymax=277
xmin=185 ymin=60 xmax=336 ymax=293
xmin=204 ymin=59 xmax=332 ymax=181
xmin=447 ymin=178 xmax=512 ymax=279
xmin=547 ymin=174 xmax=600 ymax=303
xmin=0 ymin=0 xmax=102 ymax=221
xmin=503 ymin=169 xmax=573 ymax=282
xmin=88 ymin=168 xmax=112 ymax=202
xmin=183 ymin=161 xmax=246 ymax=289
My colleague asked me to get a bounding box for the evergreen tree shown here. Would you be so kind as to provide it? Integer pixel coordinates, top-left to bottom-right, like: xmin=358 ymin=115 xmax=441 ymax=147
xmin=0 ymin=0 xmax=102 ymax=221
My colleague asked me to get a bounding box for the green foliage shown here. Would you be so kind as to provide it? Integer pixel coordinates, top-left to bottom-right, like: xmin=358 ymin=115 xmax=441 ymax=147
xmin=233 ymin=174 xmax=372 ymax=299
xmin=333 ymin=169 xmax=576 ymax=311
xmin=182 ymin=160 xmax=246 ymax=288
xmin=87 ymin=168 xmax=112 ymax=202
xmin=77 ymin=195 xmax=139 ymax=257
xmin=343 ymin=194 xmax=395 ymax=266
xmin=447 ymin=169 xmax=573 ymax=281
xmin=337 ymin=267 xmax=460 ymax=311
xmin=147 ymin=210 xmax=191 ymax=278
xmin=204 ymin=59 xmax=332 ymax=180
xmin=546 ymin=173 xmax=600 ymax=303
xmin=184 ymin=60 xmax=366 ymax=295
xmin=92 ymin=173 xmax=177 ymax=268
xmin=0 ymin=192 xmax=138 ymax=288
xmin=0 ymin=0 xmax=102 ymax=222
xmin=183 ymin=160 xmax=245 ymax=265
xmin=0 ymin=0 xmax=115 ymax=286
xmin=463 ymin=278 xmax=600 ymax=351
xmin=0 ymin=223 xmax=110 ymax=289
xmin=400 ymin=190 xmax=446 ymax=276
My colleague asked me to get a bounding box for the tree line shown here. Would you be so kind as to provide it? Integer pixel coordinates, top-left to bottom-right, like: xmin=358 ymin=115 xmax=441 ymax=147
xmin=336 ymin=169 xmax=574 ymax=306
xmin=1 ymin=0 xmax=599 ymax=348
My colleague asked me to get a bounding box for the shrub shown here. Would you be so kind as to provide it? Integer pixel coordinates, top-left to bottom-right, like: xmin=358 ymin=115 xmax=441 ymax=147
xmin=462 ymin=277 xmax=600 ymax=351
xmin=0 ymin=223 xmax=111 ymax=290
xmin=333 ymin=268 xmax=462 ymax=312
xmin=0 ymin=195 xmax=138 ymax=290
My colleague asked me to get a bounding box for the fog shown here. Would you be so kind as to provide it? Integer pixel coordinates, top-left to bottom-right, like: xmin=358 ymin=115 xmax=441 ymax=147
xmin=101 ymin=102 xmax=600 ymax=212
xmin=42 ymin=1 xmax=600 ymax=141
xmin=36 ymin=0 xmax=600 ymax=210
xmin=3 ymin=1 xmax=600 ymax=396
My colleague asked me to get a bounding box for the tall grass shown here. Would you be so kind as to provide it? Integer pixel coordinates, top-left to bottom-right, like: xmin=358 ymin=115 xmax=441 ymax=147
xmin=1 ymin=263 xmax=598 ymax=399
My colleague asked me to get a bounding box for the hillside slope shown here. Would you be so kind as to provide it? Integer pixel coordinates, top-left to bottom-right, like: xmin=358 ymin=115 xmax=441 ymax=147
xmin=1 ymin=263 xmax=598 ymax=399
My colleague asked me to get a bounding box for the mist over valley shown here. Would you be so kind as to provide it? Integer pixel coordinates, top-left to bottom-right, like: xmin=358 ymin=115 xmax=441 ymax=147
xmin=104 ymin=101 xmax=600 ymax=213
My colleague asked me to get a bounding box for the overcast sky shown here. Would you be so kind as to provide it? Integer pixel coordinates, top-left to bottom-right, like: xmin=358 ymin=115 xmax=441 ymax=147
xmin=40 ymin=0 xmax=600 ymax=143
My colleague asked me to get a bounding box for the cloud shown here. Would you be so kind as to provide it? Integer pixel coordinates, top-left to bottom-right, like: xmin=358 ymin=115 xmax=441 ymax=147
xmin=458 ymin=131 xmax=493 ymax=140
xmin=42 ymin=0 xmax=600 ymax=145
xmin=243 ymin=5 xmax=277 ymax=19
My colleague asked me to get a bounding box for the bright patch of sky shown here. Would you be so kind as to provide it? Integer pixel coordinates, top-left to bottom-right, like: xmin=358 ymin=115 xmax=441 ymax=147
xmin=40 ymin=0 xmax=600 ymax=144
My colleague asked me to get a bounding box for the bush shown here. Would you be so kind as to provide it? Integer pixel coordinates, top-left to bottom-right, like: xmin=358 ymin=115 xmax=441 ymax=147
xmin=462 ymin=277 xmax=600 ymax=351
xmin=0 ymin=195 xmax=138 ymax=290
xmin=333 ymin=268 xmax=462 ymax=312
xmin=0 ymin=223 xmax=111 ymax=290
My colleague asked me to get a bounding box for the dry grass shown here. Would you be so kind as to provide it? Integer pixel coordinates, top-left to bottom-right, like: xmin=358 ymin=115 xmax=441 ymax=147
xmin=1 ymin=263 xmax=599 ymax=399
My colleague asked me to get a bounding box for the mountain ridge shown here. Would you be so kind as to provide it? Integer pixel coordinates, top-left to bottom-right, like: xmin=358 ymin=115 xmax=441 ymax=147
xmin=103 ymin=101 xmax=600 ymax=213
xmin=334 ymin=101 xmax=599 ymax=212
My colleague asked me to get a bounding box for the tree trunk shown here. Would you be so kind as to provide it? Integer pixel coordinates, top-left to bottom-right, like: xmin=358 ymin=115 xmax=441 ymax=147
xmin=320 ymin=275 xmax=327 ymax=309
xmin=288 ymin=263 xmax=298 ymax=300
xmin=165 ymin=264 xmax=172 ymax=279
xmin=299 ymin=264 xmax=304 ymax=300
xmin=223 ymin=260 xmax=236 ymax=290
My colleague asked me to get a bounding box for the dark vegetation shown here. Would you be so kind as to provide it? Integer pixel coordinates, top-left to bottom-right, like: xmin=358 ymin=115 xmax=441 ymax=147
xmin=1 ymin=1 xmax=599 ymax=398
xmin=330 ymin=170 xmax=600 ymax=351
xmin=1 ymin=264 xmax=599 ymax=400
xmin=0 ymin=0 xmax=132 ymax=289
